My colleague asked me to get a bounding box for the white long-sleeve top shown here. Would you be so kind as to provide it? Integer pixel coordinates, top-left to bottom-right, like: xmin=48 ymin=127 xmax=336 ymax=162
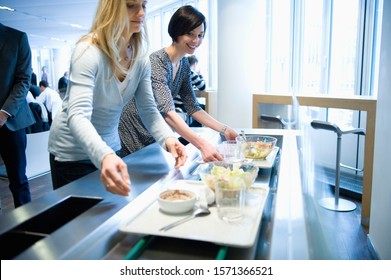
xmin=36 ymin=87 xmax=62 ymax=112
xmin=36 ymin=86 xmax=62 ymax=120
xmin=48 ymin=41 xmax=175 ymax=169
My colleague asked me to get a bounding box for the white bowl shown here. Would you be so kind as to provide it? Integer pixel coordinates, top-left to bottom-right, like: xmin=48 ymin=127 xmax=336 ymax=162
xmin=158 ymin=189 xmax=196 ymax=214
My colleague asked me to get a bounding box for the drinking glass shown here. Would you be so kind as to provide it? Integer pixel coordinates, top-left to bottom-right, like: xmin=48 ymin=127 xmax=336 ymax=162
xmin=215 ymin=179 xmax=245 ymax=222
xmin=216 ymin=140 xmax=241 ymax=163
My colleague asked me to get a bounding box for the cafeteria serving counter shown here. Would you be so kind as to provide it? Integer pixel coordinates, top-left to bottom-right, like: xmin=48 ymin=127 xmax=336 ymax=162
xmin=0 ymin=128 xmax=309 ymax=260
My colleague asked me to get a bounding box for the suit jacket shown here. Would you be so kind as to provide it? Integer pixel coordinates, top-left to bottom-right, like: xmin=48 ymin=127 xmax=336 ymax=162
xmin=58 ymin=76 xmax=68 ymax=91
xmin=31 ymin=71 xmax=37 ymax=86
xmin=25 ymin=102 xmax=50 ymax=134
xmin=0 ymin=23 xmax=35 ymax=131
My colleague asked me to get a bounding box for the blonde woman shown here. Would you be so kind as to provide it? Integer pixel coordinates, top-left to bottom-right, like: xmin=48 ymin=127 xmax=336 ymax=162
xmin=48 ymin=0 xmax=187 ymax=196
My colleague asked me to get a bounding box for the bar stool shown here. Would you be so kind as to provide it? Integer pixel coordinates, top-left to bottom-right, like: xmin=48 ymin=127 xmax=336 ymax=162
xmin=260 ymin=114 xmax=297 ymax=129
xmin=310 ymin=120 xmax=365 ymax=212
xmin=260 ymin=114 xmax=286 ymax=129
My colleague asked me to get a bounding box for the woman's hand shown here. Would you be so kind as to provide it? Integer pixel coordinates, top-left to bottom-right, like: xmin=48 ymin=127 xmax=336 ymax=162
xmin=223 ymin=127 xmax=238 ymax=141
xmin=165 ymin=137 xmax=188 ymax=168
xmin=199 ymin=140 xmax=224 ymax=162
xmin=100 ymin=153 xmax=131 ymax=196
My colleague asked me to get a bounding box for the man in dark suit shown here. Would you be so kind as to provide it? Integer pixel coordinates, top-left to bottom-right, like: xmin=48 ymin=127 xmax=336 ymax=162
xmin=31 ymin=69 xmax=37 ymax=86
xmin=0 ymin=23 xmax=36 ymax=207
xmin=58 ymin=71 xmax=68 ymax=99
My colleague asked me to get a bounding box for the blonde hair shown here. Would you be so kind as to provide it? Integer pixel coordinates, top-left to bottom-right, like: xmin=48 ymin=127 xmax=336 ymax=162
xmin=80 ymin=0 xmax=149 ymax=79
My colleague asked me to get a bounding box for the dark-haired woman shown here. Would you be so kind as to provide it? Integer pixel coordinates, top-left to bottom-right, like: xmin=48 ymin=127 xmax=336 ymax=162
xmin=119 ymin=5 xmax=238 ymax=162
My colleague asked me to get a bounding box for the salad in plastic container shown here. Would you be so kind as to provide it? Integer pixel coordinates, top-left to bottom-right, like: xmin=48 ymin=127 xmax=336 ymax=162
xmin=236 ymin=135 xmax=277 ymax=159
xmin=198 ymin=161 xmax=259 ymax=191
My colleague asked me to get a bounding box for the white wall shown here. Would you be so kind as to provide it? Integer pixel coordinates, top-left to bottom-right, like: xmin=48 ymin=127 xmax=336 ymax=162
xmin=52 ymin=47 xmax=71 ymax=91
xmin=26 ymin=131 xmax=51 ymax=179
xmin=369 ymin=0 xmax=391 ymax=259
xmin=217 ymin=0 xmax=263 ymax=128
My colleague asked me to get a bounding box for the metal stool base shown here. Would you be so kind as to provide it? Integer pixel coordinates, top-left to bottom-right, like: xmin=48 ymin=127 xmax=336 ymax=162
xmin=319 ymin=197 xmax=356 ymax=212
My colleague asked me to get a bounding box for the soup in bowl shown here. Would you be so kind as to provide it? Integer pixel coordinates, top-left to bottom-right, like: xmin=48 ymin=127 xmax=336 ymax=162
xmin=158 ymin=189 xmax=196 ymax=214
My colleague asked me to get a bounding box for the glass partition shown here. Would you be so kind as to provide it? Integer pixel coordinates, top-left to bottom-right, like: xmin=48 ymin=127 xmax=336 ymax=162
xmin=294 ymin=99 xmax=366 ymax=259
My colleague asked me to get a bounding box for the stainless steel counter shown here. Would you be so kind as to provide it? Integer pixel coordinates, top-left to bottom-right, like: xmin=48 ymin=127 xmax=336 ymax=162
xmin=0 ymin=128 xmax=309 ymax=260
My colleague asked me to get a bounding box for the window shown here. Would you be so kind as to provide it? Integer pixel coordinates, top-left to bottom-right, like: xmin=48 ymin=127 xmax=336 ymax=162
xmin=262 ymin=0 xmax=380 ymax=97
xmin=257 ymin=0 xmax=381 ymax=142
xmin=32 ymin=48 xmax=54 ymax=87
xmin=146 ymin=0 xmax=381 ymax=110
xmin=257 ymin=0 xmax=381 ymax=176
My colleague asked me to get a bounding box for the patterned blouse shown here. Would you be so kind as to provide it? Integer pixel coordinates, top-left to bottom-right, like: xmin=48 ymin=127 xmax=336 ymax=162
xmin=119 ymin=48 xmax=203 ymax=156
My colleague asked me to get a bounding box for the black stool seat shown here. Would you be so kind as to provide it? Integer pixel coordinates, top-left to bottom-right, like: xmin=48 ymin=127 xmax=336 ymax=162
xmin=261 ymin=114 xmax=286 ymax=129
xmin=311 ymin=120 xmax=365 ymax=136
xmin=310 ymin=120 xmax=366 ymax=212
xmin=260 ymin=114 xmax=297 ymax=129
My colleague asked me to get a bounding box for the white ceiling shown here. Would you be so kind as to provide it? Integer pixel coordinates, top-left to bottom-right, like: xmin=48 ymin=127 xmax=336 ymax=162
xmin=0 ymin=0 xmax=164 ymax=49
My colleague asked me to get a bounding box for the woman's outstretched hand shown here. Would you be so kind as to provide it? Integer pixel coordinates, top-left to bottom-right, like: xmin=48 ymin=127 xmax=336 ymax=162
xmin=100 ymin=153 xmax=131 ymax=196
xmin=165 ymin=137 xmax=188 ymax=168
xmin=223 ymin=127 xmax=238 ymax=141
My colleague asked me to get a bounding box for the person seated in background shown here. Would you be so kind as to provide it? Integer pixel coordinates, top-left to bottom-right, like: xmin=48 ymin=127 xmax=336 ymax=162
xmin=57 ymin=71 xmax=68 ymax=99
xmin=37 ymin=80 xmax=62 ymax=124
xmin=31 ymin=69 xmax=37 ymax=86
xmin=187 ymin=55 xmax=206 ymax=91
xmin=25 ymin=90 xmax=49 ymax=127
xmin=26 ymin=91 xmax=35 ymax=103
xmin=29 ymin=84 xmax=41 ymax=98
xmin=25 ymin=101 xmax=50 ymax=134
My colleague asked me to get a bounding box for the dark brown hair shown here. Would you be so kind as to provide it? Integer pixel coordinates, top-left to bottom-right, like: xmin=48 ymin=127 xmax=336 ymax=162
xmin=168 ymin=5 xmax=206 ymax=42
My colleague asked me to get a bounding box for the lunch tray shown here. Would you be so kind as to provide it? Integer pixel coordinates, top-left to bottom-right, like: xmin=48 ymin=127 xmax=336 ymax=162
xmin=119 ymin=180 xmax=269 ymax=248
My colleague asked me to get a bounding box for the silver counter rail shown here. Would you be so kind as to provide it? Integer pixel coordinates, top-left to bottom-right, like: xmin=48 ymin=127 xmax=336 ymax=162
xmin=0 ymin=128 xmax=308 ymax=260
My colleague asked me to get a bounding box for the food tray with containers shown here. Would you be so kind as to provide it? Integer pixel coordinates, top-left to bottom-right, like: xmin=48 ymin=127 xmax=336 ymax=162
xmin=119 ymin=178 xmax=269 ymax=248
xmin=119 ymin=132 xmax=283 ymax=257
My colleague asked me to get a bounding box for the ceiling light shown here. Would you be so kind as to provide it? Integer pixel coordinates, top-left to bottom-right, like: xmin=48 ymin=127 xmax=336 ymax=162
xmin=0 ymin=6 xmax=15 ymax=11
xmin=70 ymin=23 xmax=83 ymax=29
